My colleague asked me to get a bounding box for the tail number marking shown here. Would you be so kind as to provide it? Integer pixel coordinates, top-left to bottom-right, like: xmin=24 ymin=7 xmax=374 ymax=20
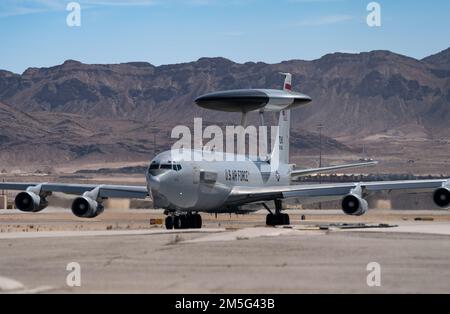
xmin=225 ymin=169 xmax=249 ymax=182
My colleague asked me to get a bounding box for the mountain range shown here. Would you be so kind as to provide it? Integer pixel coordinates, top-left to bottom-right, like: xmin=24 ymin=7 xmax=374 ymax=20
xmin=0 ymin=47 xmax=449 ymax=167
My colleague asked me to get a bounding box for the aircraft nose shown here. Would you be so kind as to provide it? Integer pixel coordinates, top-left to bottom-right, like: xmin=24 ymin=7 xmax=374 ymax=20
xmin=148 ymin=174 xmax=160 ymax=191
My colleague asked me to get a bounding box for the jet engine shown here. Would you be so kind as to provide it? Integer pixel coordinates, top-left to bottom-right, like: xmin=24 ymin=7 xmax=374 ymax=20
xmin=15 ymin=191 xmax=48 ymax=212
xmin=341 ymin=194 xmax=368 ymax=216
xmin=433 ymin=187 xmax=450 ymax=209
xmin=71 ymin=196 xmax=104 ymax=218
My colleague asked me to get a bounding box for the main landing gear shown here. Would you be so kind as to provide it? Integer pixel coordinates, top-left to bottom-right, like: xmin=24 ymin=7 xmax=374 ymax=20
xmin=264 ymin=199 xmax=290 ymax=226
xmin=165 ymin=212 xmax=202 ymax=230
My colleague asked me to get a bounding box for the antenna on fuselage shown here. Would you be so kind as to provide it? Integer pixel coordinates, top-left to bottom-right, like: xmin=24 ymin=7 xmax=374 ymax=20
xmin=194 ymin=73 xmax=312 ymax=159
xmin=194 ymin=72 xmax=310 ymax=122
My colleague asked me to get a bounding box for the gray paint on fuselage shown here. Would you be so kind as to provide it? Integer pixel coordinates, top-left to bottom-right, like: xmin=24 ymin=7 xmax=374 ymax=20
xmin=146 ymin=150 xmax=291 ymax=213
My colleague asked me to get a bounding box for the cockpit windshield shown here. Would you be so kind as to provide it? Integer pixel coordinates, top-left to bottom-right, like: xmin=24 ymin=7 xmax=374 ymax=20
xmin=148 ymin=161 xmax=182 ymax=176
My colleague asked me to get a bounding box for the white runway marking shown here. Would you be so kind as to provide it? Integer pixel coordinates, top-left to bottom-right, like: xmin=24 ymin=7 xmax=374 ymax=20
xmin=185 ymin=227 xmax=323 ymax=243
xmin=0 ymin=276 xmax=55 ymax=294
xmin=0 ymin=228 xmax=225 ymax=240
xmin=0 ymin=276 xmax=24 ymax=292
xmin=8 ymin=286 xmax=55 ymax=294
xmin=345 ymin=222 xmax=450 ymax=236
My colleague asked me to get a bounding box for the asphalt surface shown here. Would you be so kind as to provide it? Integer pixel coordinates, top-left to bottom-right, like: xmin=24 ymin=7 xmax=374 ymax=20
xmin=1 ymin=209 xmax=450 ymax=293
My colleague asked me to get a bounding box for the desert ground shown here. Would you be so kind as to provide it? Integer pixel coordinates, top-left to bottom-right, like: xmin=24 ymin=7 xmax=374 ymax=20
xmin=1 ymin=208 xmax=450 ymax=294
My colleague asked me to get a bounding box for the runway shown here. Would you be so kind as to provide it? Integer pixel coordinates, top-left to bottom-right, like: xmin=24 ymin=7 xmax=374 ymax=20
xmin=1 ymin=208 xmax=450 ymax=293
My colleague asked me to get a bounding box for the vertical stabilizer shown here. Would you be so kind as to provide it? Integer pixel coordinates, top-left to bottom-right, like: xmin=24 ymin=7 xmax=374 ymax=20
xmin=270 ymin=74 xmax=292 ymax=168
xmin=280 ymin=72 xmax=292 ymax=91
xmin=270 ymin=109 xmax=290 ymax=166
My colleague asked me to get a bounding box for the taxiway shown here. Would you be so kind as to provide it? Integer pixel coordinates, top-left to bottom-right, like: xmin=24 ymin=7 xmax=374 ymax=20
xmin=1 ymin=208 xmax=450 ymax=293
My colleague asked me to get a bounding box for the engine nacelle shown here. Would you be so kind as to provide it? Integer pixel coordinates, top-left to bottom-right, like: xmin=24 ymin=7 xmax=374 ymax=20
xmin=433 ymin=187 xmax=450 ymax=209
xmin=15 ymin=191 xmax=48 ymax=213
xmin=341 ymin=194 xmax=368 ymax=216
xmin=71 ymin=196 xmax=104 ymax=218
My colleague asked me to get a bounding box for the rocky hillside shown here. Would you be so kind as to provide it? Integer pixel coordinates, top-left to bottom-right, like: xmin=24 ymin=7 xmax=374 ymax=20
xmin=423 ymin=47 xmax=450 ymax=68
xmin=0 ymin=47 xmax=449 ymax=165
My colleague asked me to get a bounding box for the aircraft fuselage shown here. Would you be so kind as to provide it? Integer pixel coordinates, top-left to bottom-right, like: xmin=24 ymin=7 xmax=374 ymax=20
xmin=146 ymin=150 xmax=291 ymax=213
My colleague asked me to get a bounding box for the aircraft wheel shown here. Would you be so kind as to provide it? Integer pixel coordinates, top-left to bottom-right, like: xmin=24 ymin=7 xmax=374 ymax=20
xmin=179 ymin=215 xmax=187 ymax=229
xmin=183 ymin=215 xmax=192 ymax=229
xmin=266 ymin=213 xmax=289 ymax=226
xmin=194 ymin=214 xmax=202 ymax=229
xmin=187 ymin=213 xmax=196 ymax=229
xmin=266 ymin=213 xmax=275 ymax=226
xmin=283 ymin=213 xmax=290 ymax=225
xmin=174 ymin=216 xmax=182 ymax=229
xmin=165 ymin=216 xmax=174 ymax=229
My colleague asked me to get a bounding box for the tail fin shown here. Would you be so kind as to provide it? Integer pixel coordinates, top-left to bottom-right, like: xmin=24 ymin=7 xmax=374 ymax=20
xmin=270 ymin=74 xmax=292 ymax=169
xmin=269 ymin=110 xmax=290 ymax=170
xmin=280 ymin=72 xmax=292 ymax=91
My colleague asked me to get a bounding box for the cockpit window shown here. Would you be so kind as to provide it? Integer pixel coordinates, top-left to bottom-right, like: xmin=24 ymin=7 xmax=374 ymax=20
xmin=148 ymin=162 xmax=160 ymax=176
xmin=148 ymin=161 xmax=182 ymax=175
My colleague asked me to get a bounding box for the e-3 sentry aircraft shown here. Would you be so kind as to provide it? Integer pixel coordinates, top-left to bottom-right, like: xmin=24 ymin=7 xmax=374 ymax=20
xmin=1 ymin=74 xmax=449 ymax=229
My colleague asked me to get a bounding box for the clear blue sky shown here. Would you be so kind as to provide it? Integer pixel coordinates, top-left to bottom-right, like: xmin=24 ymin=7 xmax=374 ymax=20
xmin=1 ymin=0 xmax=449 ymax=74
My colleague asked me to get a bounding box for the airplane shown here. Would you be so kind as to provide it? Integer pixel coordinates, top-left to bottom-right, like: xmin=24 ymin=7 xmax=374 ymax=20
xmin=1 ymin=74 xmax=449 ymax=230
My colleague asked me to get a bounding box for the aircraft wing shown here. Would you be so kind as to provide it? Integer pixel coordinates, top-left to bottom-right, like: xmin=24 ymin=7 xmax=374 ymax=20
xmin=226 ymin=179 xmax=449 ymax=206
xmin=0 ymin=182 xmax=149 ymax=199
xmin=290 ymin=161 xmax=378 ymax=177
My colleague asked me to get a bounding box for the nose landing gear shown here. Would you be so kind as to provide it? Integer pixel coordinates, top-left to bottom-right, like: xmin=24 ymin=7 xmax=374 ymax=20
xmin=165 ymin=212 xmax=202 ymax=230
